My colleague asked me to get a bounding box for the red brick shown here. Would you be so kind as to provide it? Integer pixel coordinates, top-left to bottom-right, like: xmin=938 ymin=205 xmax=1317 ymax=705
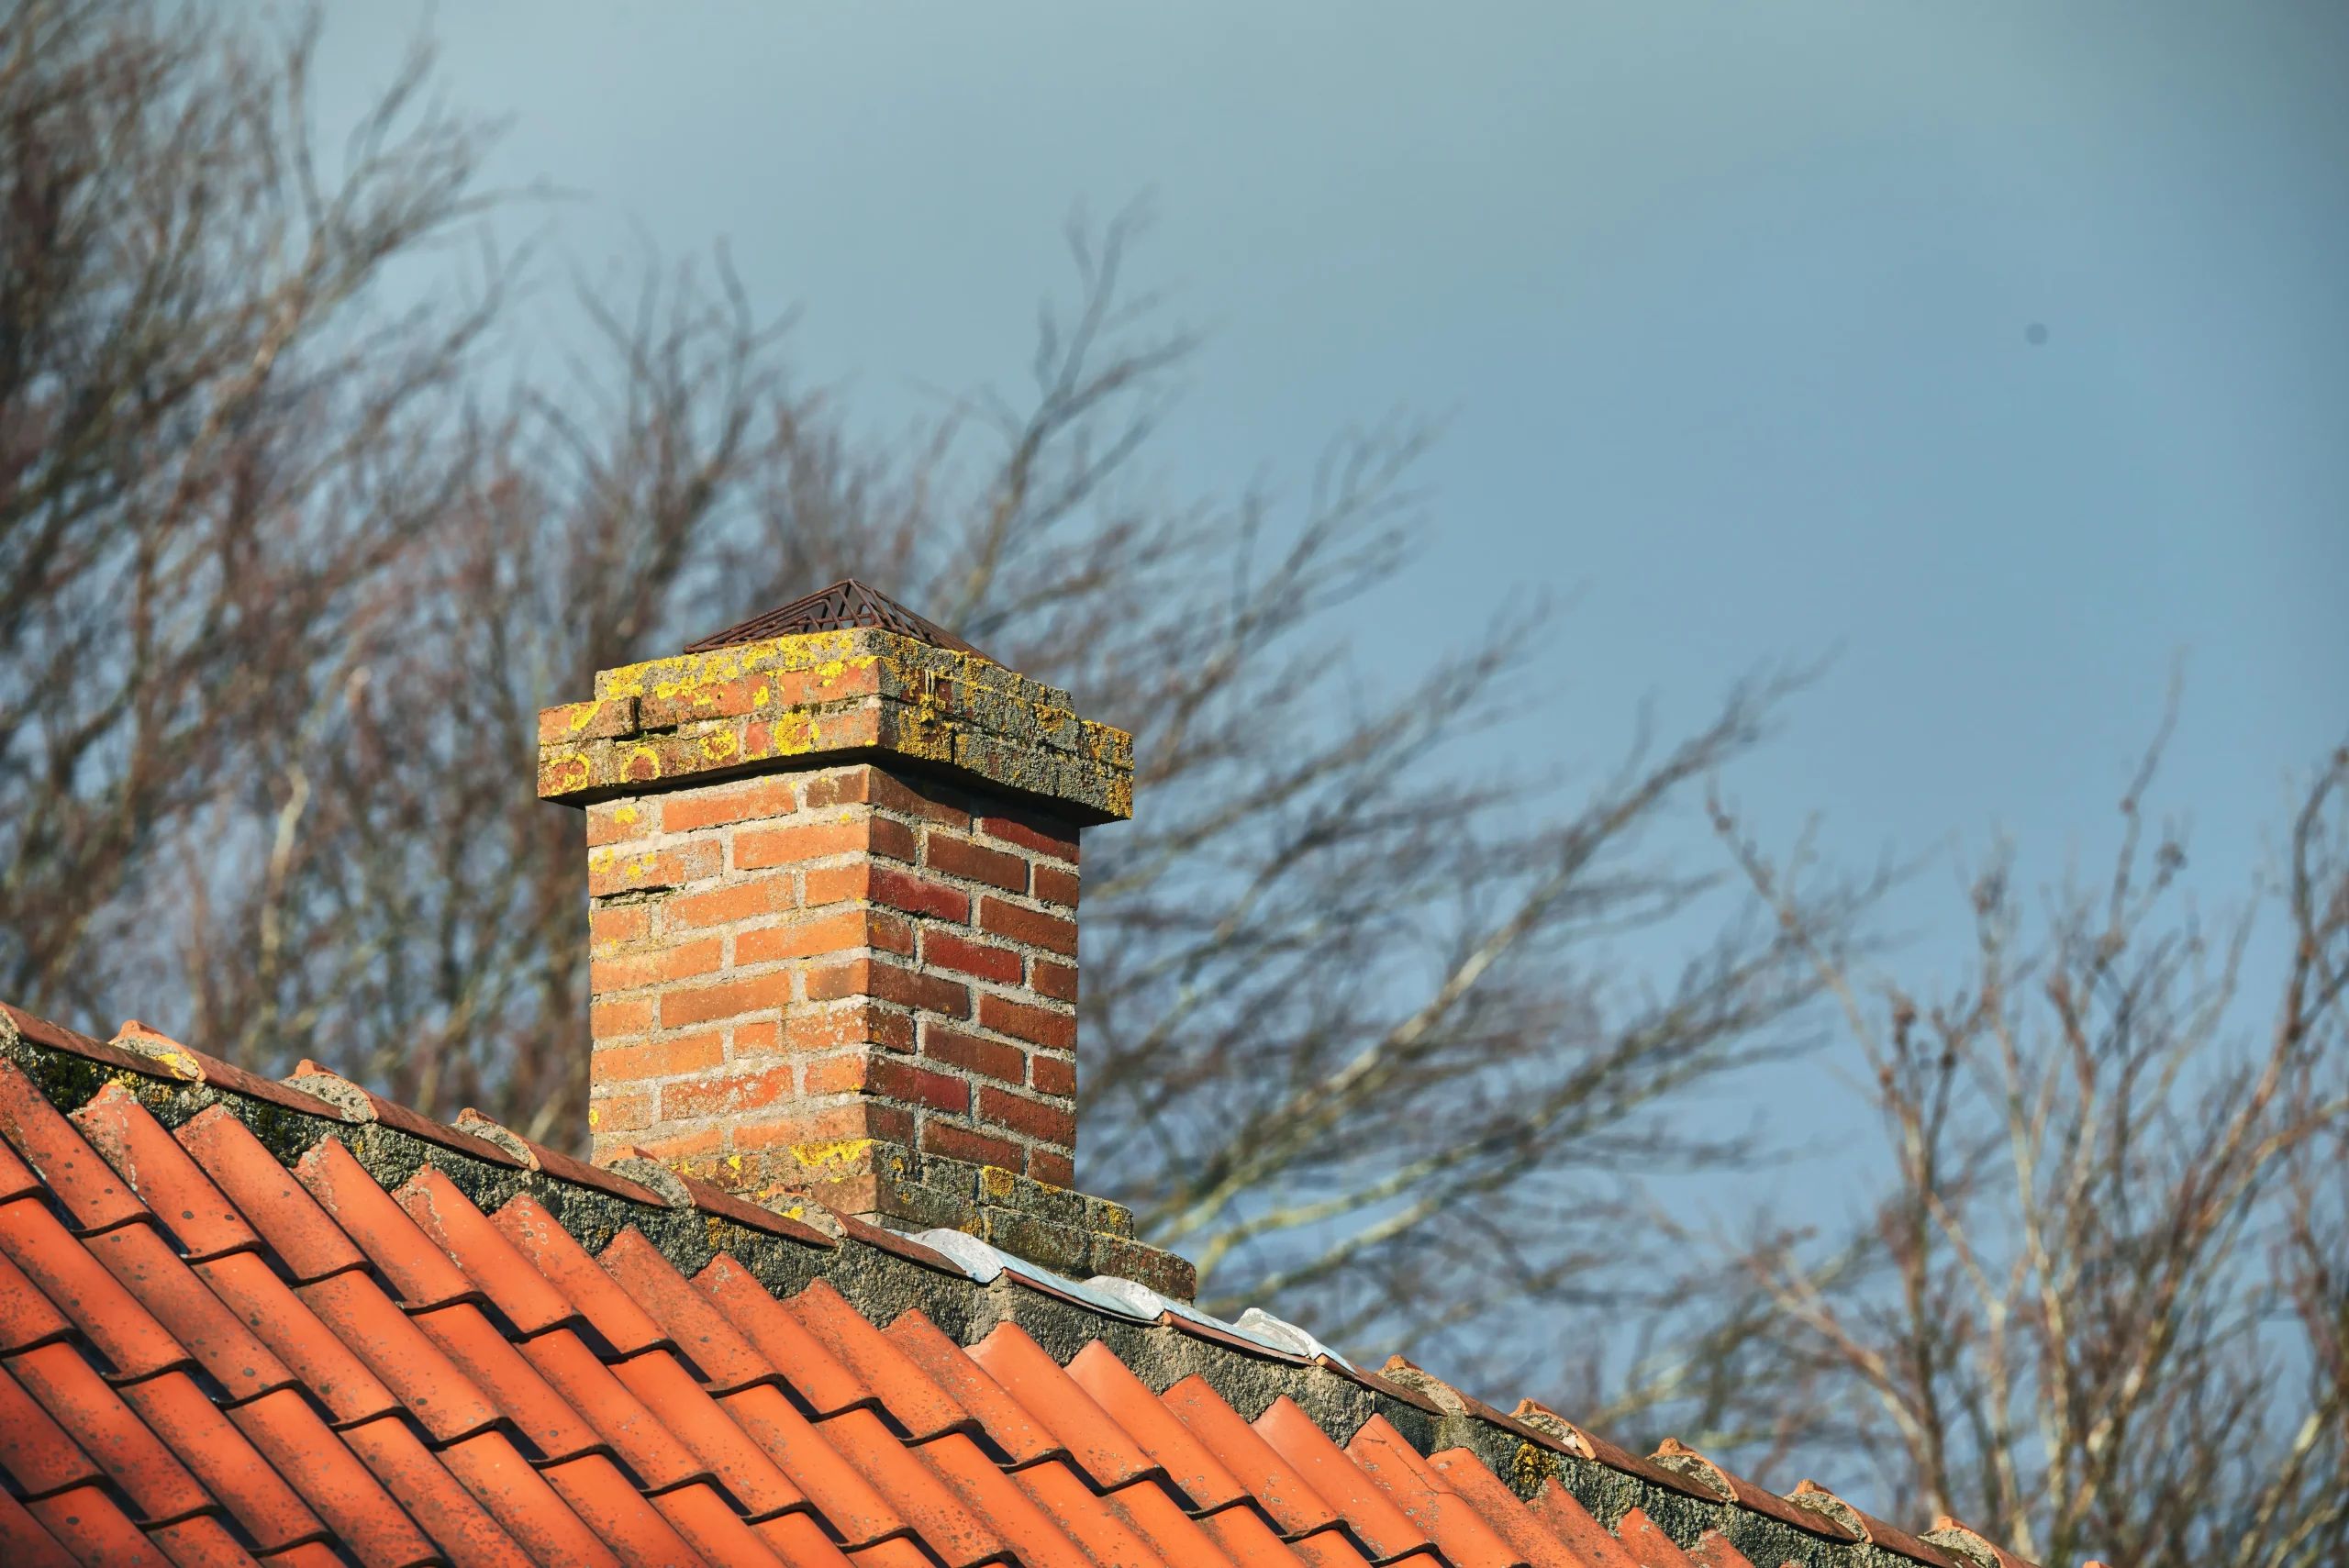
xmin=733 ymin=1022 xmax=781 ymax=1056
xmin=920 ymin=1028 xmax=1026 ymax=1086
xmin=588 ymin=842 xmax=719 ymax=898
xmin=587 ymin=799 xmax=657 ymax=848
xmin=591 ymin=906 xmax=650 ymax=951
xmin=1030 ymin=959 xmax=1078 ymax=1003
xmin=591 ymin=939 xmax=724 ymax=994
xmin=978 ymin=897 xmax=1076 ymax=956
xmin=734 ymin=1100 xmax=914 ymax=1151
xmin=590 ymin=997 xmax=654 ymax=1039
xmin=630 ymin=1126 xmax=723 ymax=1162
xmin=660 ymin=972 xmax=793 ymax=1028
xmin=978 ymin=1088 xmax=1076 ymax=1148
xmin=540 ymin=697 xmax=636 ymax=745
xmin=668 ymin=875 xmax=797 ymax=929
xmin=807 ymin=765 xmax=971 ymax=828
xmin=868 ymin=817 xmax=918 ymax=863
xmin=662 ymin=777 xmax=802 ymax=832
xmin=807 ymin=864 xmax=969 ymax=922
xmin=783 ymin=1004 xmax=914 ymax=1053
xmin=977 ymin=812 xmax=1078 ymax=863
xmin=637 ymin=675 xmax=777 ymax=728
xmin=1030 ymin=1054 xmax=1076 ymax=1097
xmin=588 ymin=1093 xmax=653 ymax=1138
xmin=1031 ymin=864 xmax=1080 ymax=908
xmin=866 ymin=1059 xmax=971 ymax=1116
xmin=594 ymin=1032 xmax=725 ymax=1084
xmin=661 ymin=1066 xmax=796 ymax=1121
xmin=1029 ymin=1150 xmax=1075 ymax=1186
xmin=799 ymin=1053 xmax=875 ymax=1095
xmin=736 ymin=817 xmax=867 ymax=871
xmin=735 ymin=910 xmax=878 ymax=967
xmin=921 ymin=932 xmax=1022 ymax=984
xmin=978 ymin=994 xmax=1075 ymax=1051
xmin=806 ymin=959 xmax=968 ymax=1018
xmin=919 ymin=1122 xmax=1025 ymax=1171
xmin=926 ymin=835 xmax=1027 ymax=894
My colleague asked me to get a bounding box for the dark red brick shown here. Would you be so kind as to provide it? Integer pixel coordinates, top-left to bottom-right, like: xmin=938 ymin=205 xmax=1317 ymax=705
xmin=1030 ymin=959 xmax=1078 ymax=1003
xmin=920 ymin=1122 xmax=1025 ymax=1171
xmin=976 ymin=811 xmax=1078 ymax=864
xmin=921 ymin=1028 xmax=1026 ymax=1086
xmin=1029 ymin=1150 xmax=1075 ymax=1186
xmin=978 ymin=1088 xmax=1076 ymax=1149
xmin=978 ymin=898 xmax=1076 ymax=956
xmin=866 ymin=1059 xmax=971 ymax=1115
xmin=807 ymin=959 xmax=969 ymax=1018
xmin=1030 ymin=1054 xmax=1076 ymax=1098
xmin=926 ymin=834 xmax=1028 ymax=894
xmin=807 ymin=765 xmax=971 ymax=828
xmin=979 ymin=994 xmax=1075 ymax=1051
xmin=1031 ymin=864 xmax=1080 ymax=908
xmin=922 ymin=932 xmax=1022 ymax=984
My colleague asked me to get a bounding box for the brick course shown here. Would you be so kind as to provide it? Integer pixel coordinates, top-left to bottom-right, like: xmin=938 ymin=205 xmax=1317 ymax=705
xmin=584 ymin=761 xmax=1085 ymax=1196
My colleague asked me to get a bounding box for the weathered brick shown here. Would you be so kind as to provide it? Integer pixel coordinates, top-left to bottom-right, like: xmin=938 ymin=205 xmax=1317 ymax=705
xmin=1030 ymin=959 xmax=1077 ymax=1003
xmin=807 ymin=959 xmax=968 ymax=1018
xmin=628 ymin=1126 xmax=724 ymax=1162
xmin=978 ymin=897 xmax=1076 ymax=956
xmin=662 ymin=777 xmax=802 ymax=832
xmin=590 ymin=938 xmax=724 ymax=994
xmin=735 ymin=910 xmax=887 ymax=967
xmin=783 ymin=1004 xmax=914 ymax=1054
xmin=1028 ymin=1149 xmax=1075 ymax=1187
xmin=660 ymin=1064 xmax=796 ymax=1121
xmin=868 ymin=817 xmax=919 ymax=863
xmin=735 ymin=1101 xmax=913 ymax=1150
xmin=588 ymin=842 xmax=720 ymax=899
xmin=807 ymin=764 xmax=972 ymax=828
xmin=867 ymin=1059 xmax=972 ymax=1115
xmin=800 ymin=1052 xmax=875 ymax=1095
xmin=540 ymin=696 xmax=637 ymax=745
xmin=977 ymin=811 xmax=1078 ymax=863
xmin=660 ymin=972 xmax=793 ymax=1028
xmin=736 ymin=817 xmax=868 ymax=871
xmin=921 ymin=1027 xmax=1026 ymax=1086
xmin=978 ymin=993 xmax=1075 ymax=1051
xmin=593 ymin=1032 xmax=726 ymax=1084
xmin=978 ymin=1087 xmax=1076 ymax=1148
xmin=587 ymin=1092 xmax=653 ymax=1138
xmin=921 ymin=931 xmax=1021 ymax=984
xmin=1030 ymin=1053 xmax=1077 ymax=1097
xmin=1031 ymin=864 xmax=1080 ymax=909
xmin=733 ymin=1021 xmax=781 ymax=1056
xmin=920 ymin=1121 xmax=1025 ymax=1171
xmin=589 ymin=997 xmax=654 ymax=1039
xmin=668 ymin=876 xmax=796 ymax=929
xmin=807 ymin=864 xmax=969 ymax=923
xmin=587 ymin=799 xmax=657 ymax=848
xmin=926 ymin=834 xmax=1028 ymax=894
xmin=591 ymin=906 xmax=650 ymax=951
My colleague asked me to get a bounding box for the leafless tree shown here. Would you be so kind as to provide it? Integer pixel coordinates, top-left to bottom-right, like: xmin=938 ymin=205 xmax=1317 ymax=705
xmin=0 ymin=0 xmax=1881 ymax=1388
xmin=1609 ymin=713 xmax=2349 ymax=1568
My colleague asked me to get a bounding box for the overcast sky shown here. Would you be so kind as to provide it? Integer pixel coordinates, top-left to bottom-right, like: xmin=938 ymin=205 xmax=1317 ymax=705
xmin=313 ymin=0 xmax=2346 ymax=1187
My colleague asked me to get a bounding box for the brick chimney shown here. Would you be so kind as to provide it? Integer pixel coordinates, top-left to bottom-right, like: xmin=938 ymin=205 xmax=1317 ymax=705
xmin=540 ymin=583 xmax=1190 ymax=1296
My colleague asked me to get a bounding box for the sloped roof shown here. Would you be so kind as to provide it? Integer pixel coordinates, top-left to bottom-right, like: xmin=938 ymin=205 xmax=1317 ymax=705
xmin=0 ymin=1002 xmax=2032 ymax=1568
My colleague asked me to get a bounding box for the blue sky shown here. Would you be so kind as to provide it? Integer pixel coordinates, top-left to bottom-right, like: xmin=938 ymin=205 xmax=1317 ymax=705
xmin=315 ymin=0 xmax=2345 ymax=1198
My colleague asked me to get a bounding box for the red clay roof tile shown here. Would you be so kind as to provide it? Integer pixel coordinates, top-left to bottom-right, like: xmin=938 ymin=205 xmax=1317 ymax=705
xmin=0 ymin=1060 xmax=150 ymax=1234
xmin=1160 ymin=1374 xmax=1344 ymax=1540
xmin=1526 ymin=1478 xmax=1643 ymax=1568
xmin=0 ymin=1198 xmax=192 ymax=1379
xmin=697 ymin=1253 xmax=872 ymax=1417
xmin=0 ymin=1004 xmax=2025 ymax=1568
xmin=293 ymin=1271 xmax=504 ymax=1445
xmin=0 ymin=1484 xmax=81 ymax=1568
xmin=3 ymin=1340 xmax=206 ymax=1524
xmin=816 ymin=1404 xmax=1011 ymax=1568
xmin=492 ymin=1194 xmax=669 ymax=1354
xmin=174 ymin=1108 xmax=368 ymax=1284
xmin=1344 ymin=1417 xmax=1523 ymax=1568
xmin=0 ymin=1351 xmax=106 ymax=1498
xmin=608 ymin=1345 xmax=809 ymax=1518
xmin=601 ymin=1226 xmax=778 ymax=1392
xmin=24 ymin=1480 xmax=171 ymax=1568
xmin=1067 ymin=1340 xmax=1250 ymax=1512
xmin=1425 ymin=1450 xmax=1596 ymax=1568
xmin=115 ymin=1369 xmax=323 ymax=1551
xmin=883 ymin=1308 xmax=1064 ymax=1467
xmin=191 ymin=1250 xmax=399 ymax=1426
xmin=1010 ymin=1458 xmax=1177 ymax=1568
xmin=916 ymin=1431 xmax=1098 ymax=1568
xmin=395 ymin=1169 xmax=579 ymax=1336
xmin=436 ymin=1428 xmax=626 ymax=1568
xmin=1252 ymin=1396 xmax=1434 ymax=1563
xmin=83 ymin=1221 xmax=295 ymax=1402
xmin=338 ymin=1412 xmax=538 ymax=1568
xmin=787 ymin=1279 xmax=974 ymax=1442
xmin=294 ymin=1140 xmax=480 ymax=1310
xmin=968 ymin=1322 xmax=1163 ymax=1491
xmin=68 ymin=1085 xmax=260 ymax=1263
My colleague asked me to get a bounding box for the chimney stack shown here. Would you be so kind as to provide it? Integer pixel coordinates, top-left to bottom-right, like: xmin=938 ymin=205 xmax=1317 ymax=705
xmin=540 ymin=583 xmax=1189 ymax=1296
